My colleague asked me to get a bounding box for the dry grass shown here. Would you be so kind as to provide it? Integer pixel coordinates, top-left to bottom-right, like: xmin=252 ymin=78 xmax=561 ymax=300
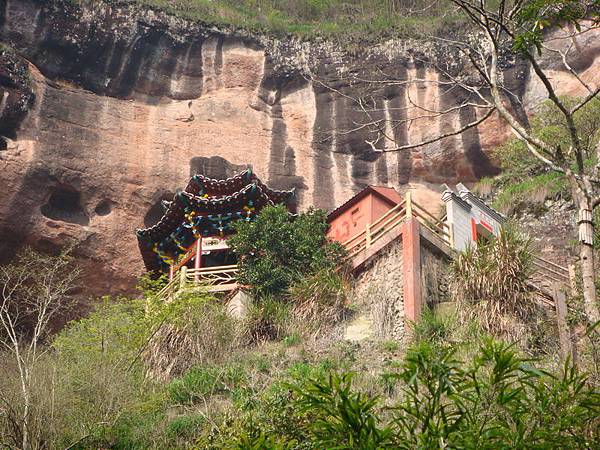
xmin=144 ymin=293 xmax=241 ymax=382
xmin=451 ymin=227 xmax=544 ymax=344
xmin=289 ymin=267 xmax=351 ymax=335
xmin=240 ymin=296 xmax=292 ymax=344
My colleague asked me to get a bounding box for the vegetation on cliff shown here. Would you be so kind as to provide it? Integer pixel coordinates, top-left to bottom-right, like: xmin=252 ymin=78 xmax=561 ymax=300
xmin=478 ymin=98 xmax=600 ymax=217
xmin=73 ymin=0 xmax=467 ymax=37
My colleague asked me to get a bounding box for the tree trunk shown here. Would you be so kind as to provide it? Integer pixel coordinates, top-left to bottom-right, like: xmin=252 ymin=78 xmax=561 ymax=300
xmin=577 ymin=203 xmax=600 ymax=324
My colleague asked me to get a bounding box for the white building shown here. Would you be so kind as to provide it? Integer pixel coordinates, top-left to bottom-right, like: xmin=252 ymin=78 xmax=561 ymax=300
xmin=442 ymin=183 xmax=506 ymax=251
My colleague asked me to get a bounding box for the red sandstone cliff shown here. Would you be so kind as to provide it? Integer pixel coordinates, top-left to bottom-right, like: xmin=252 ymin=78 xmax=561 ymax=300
xmin=1 ymin=0 xmax=599 ymax=300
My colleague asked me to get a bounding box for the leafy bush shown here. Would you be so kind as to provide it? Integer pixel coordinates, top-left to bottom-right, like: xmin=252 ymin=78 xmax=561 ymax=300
xmin=50 ymin=297 xmax=153 ymax=446
xmin=390 ymin=340 xmax=600 ymax=448
xmin=291 ymin=372 xmax=393 ymax=449
xmin=229 ymin=204 xmax=346 ymax=297
xmin=292 ymin=341 xmax=599 ymax=448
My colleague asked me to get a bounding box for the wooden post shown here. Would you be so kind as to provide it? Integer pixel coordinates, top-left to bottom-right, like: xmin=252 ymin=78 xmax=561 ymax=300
xmin=553 ymin=283 xmax=574 ymax=364
xmin=405 ymin=191 xmax=413 ymax=218
xmin=365 ymin=223 xmax=371 ymax=248
xmin=179 ymin=265 xmax=188 ymax=291
xmin=402 ymin=218 xmax=422 ymax=323
xmin=169 ymin=265 xmax=174 ymax=281
xmin=194 ymin=237 xmax=202 ymax=284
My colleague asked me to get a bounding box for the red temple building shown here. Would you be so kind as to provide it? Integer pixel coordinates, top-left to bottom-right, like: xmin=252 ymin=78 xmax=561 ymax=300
xmin=136 ymin=169 xmax=294 ymax=276
xmin=327 ymin=186 xmax=401 ymax=243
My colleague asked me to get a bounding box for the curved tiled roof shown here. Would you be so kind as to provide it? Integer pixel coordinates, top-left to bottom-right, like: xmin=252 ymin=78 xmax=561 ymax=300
xmin=136 ymin=169 xmax=295 ymax=273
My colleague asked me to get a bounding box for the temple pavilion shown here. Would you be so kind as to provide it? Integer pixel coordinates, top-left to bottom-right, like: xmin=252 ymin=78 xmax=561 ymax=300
xmin=136 ymin=169 xmax=295 ymax=275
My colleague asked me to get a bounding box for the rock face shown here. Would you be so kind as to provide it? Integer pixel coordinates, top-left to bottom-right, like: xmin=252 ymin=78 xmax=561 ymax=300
xmin=1 ymin=0 xmax=599 ymax=299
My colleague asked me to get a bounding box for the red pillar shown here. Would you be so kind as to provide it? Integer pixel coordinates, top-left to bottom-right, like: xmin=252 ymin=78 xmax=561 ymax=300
xmin=402 ymin=218 xmax=422 ymax=322
xmin=194 ymin=237 xmax=202 ymax=284
xmin=470 ymin=218 xmax=478 ymax=242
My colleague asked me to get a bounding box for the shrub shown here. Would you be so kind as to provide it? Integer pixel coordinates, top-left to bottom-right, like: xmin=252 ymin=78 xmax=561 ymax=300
xmin=166 ymin=413 xmax=205 ymax=440
xmin=264 ymin=340 xmax=600 ymax=448
xmin=451 ymin=226 xmax=543 ymax=344
xmin=241 ymin=296 xmax=292 ymax=343
xmin=50 ymin=297 xmax=152 ymax=446
xmin=391 ymin=340 xmax=600 ymax=448
xmin=291 ymin=372 xmax=393 ymax=449
xmin=410 ymin=305 xmax=454 ymax=345
xmin=169 ymin=364 xmax=247 ymax=404
xmin=144 ymin=292 xmax=240 ymax=381
xmin=229 ymin=204 xmax=346 ymax=297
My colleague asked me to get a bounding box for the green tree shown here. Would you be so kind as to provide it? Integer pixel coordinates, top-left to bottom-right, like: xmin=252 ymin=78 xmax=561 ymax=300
xmin=0 ymin=248 xmax=80 ymax=450
xmin=228 ymin=204 xmax=346 ymax=297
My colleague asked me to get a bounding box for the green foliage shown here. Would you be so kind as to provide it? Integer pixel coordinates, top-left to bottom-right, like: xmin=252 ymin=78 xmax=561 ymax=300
xmin=242 ymin=295 xmax=292 ymax=342
xmin=10 ymin=297 xmax=600 ymax=449
xmin=410 ymin=305 xmax=454 ymax=345
xmin=481 ymin=96 xmax=600 ymax=215
xmin=211 ymin=340 xmax=600 ymax=449
xmin=73 ymin=0 xmax=468 ymax=39
xmin=319 ymin=341 xmax=598 ymax=448
xmin=380 ymin=340 xmax=400 ymax=353
xmin=166 ymin=414 xmax=205 ymax=440
xmin=390 ymin=339 xmax=600 ymax=448
xmin=229 ymin=204 xmax=345 ymax=297
xmin=169 ymin=364 xmax=247 ymax=404
xmin=514 ymin=0 xmax=598 ymax=54
xmin=493 ymin=172 xmax=568 ymax=214
xmin=137 ymin=272 xmax=169 ymax=297
xmin=291 ymin=372 xmax=393 ymax=449
xmin=50 ymin=297 xmax=155 ymax=446
xmin=54 ymin=296 xmax=147 ymax=366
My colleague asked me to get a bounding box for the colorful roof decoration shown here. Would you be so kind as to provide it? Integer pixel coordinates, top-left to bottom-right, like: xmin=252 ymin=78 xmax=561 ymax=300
xmin=136 ymin=169 xmax=295 ymax=273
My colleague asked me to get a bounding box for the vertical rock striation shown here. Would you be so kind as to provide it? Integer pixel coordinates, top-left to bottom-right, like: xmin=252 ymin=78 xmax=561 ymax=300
xmin=1 ymin=0 xmax=599 ymax=300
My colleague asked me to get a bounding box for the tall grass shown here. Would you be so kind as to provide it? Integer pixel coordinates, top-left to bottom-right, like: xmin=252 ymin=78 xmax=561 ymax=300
xmin=451 ymin=226 xmax=546 ymax=345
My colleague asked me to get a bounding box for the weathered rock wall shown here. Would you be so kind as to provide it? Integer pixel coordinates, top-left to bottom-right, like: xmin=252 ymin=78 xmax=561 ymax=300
xmin=420 ymin=240 xmax=451 ymax=309
xmin=1 ymin=0 xmax=599 ymax=299
xmin=352 ymin=242 xmax=405 ymax=340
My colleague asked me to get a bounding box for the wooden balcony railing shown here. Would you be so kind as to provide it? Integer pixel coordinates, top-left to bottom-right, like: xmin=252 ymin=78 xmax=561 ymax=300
xmin=153 ymin=264 xmax=239 ymax=302
xmin=532 ymin=255 xmax=570 ymax=284
xmin=341 ymin=192 xmax=451 ymax=259
xmin=182 ymin=264 xmax=239 ymax=292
